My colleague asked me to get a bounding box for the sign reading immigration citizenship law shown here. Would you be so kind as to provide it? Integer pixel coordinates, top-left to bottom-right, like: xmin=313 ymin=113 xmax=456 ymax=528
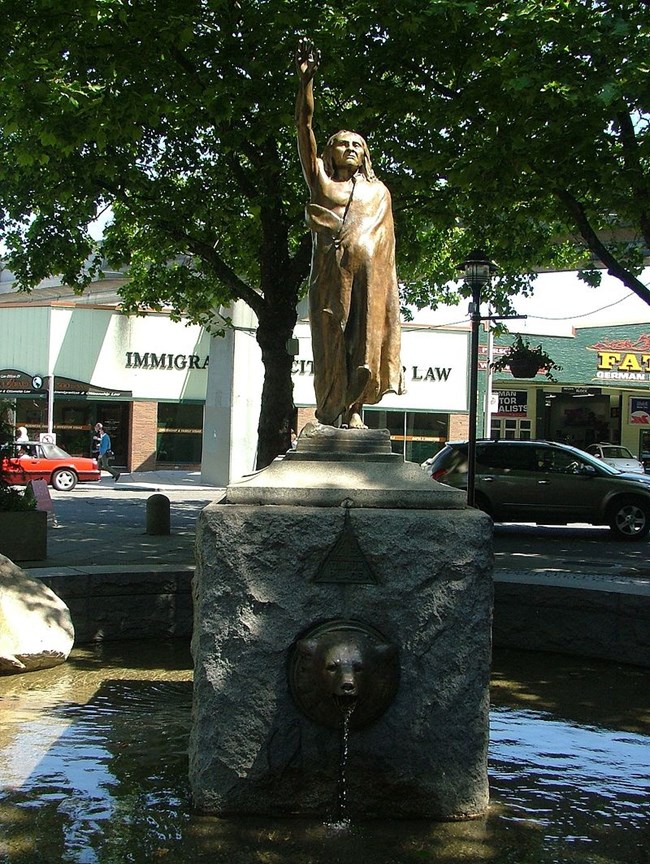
xmin=291 ymin=325 xmax=470 ymax=412
xmin=125 ymin=352 xmax=209 ymax=370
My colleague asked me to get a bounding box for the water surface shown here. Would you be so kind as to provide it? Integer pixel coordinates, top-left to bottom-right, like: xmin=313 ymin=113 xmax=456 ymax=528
xmin=0 ymin=642 xmax=648 ymax=863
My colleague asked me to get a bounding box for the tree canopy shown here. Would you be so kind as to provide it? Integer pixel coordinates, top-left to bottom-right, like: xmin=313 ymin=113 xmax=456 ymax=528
xmin=1 ymin=0 xmax=335 ymax=464
xmin=1 ymin=0 xmax=649 ymax=463
xmin=319 ymin=0 xmax=649 ymax=313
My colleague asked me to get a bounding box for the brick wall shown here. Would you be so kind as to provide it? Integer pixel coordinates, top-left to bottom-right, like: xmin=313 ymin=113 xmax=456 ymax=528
xmin=449 ymin=413 xmax=469 ymax=440
xmin=129 ymin=401 xmax=158 ymax=471
xmin=296 ymin=406 xmax=317 ymax=434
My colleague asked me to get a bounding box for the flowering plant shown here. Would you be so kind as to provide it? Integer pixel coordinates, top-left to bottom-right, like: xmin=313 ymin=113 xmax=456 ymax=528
xmin=491 ymin=334 xmax=562 ymax=381
xmin=0 ymin=407 xmax=36 ymax=512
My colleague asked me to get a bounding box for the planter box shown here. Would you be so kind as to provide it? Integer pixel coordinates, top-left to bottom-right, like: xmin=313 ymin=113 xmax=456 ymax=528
xmin=0 ymin=510 xmax=48 ymax=562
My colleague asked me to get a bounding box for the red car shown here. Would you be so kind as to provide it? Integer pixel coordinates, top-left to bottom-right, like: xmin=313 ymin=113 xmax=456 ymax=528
xmin=1 ymin=441 xmax=101 ymax=491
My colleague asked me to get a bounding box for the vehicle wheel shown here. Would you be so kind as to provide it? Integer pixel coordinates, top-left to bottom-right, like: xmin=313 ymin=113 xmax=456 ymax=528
xmin=51 ymin=468 xmax=78 ymax=492
xmin=608 ymin=497 xmax=650 ymax=540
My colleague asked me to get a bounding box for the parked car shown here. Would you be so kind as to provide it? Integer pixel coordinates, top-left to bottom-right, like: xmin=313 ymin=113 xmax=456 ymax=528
xmin=585 ymin=442 xmax=645 ymax=474
xmin=0 ymin=441 xmax=101 ymax=491
xmin=425 ymin=439 xmax=650 ymax=540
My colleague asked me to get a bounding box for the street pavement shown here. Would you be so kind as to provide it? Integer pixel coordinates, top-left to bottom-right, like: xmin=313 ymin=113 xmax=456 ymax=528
xmin=22 ymin=471 xmax=225 ymax=570
xmin=16 ymin=470 xmax=650 ymax=587
xmin=493 ymin=521 xmax=650 ymax=581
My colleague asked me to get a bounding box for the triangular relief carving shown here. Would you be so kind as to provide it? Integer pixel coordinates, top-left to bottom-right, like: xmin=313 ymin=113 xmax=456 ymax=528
xmin=313 ymin=510 xmax=377 ymax=584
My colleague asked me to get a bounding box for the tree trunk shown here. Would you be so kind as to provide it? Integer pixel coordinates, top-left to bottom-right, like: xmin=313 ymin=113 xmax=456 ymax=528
xmin=255 ymin=302 xmax=298 ymax=469
xmin=252 ymin=142 xmax=306 ymax=469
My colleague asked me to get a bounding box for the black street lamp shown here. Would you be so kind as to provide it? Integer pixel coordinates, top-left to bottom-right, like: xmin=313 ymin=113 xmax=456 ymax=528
xmin=457 ymin=250 xmax=496 ymax=507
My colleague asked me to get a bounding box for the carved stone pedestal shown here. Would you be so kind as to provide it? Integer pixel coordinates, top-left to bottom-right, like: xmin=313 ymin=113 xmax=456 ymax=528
xmin=189 ymin=426 xmax=493 ymax=819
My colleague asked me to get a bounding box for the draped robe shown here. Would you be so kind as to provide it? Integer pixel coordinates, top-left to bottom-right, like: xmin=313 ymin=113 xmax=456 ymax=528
xmin=306 ymin=163 xmax=404 ymax=425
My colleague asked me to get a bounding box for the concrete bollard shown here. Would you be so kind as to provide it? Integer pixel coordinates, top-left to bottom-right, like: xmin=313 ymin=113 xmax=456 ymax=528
xmin=146 ymin=494 xmax=171 ymax=535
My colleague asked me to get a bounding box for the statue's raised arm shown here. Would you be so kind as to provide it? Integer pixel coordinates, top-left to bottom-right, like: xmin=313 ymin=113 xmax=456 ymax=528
xmin=295 ymin=38 xmax=321 ymax=188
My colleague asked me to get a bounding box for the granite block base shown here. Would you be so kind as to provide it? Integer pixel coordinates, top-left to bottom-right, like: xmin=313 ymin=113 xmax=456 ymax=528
xmin=189 ymin=501 xmax=493 ymax=819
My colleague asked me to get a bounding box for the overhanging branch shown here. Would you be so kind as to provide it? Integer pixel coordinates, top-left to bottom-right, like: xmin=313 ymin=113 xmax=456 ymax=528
xmin=158 ymin=221 xmax=265 ymax=318
xmin=93 ymin=176 xmax=266 ymax=317
xmin=555 ymin=188 xmax=650 ymax=306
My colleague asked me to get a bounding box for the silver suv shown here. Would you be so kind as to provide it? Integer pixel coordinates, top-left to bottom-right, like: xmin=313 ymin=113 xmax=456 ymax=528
xmin=425 ymin=439 xmax=650 ymax=540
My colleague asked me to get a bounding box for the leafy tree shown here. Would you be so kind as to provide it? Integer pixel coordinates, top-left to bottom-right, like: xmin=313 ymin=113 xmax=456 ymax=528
xmin=346 ymin=0 xmax=650 ymax=309
xmin=2 ymin=0 xmax=649 ymax=468
xmin=0 ymin=0 xmax=347 ymax=467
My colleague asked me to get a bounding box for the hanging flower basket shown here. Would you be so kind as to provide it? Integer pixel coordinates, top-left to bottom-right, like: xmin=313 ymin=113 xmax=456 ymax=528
xmin=507 ymin=357 xmax=543 ymax=379
xmin=491 ymin=335 xmax=562 ymax=382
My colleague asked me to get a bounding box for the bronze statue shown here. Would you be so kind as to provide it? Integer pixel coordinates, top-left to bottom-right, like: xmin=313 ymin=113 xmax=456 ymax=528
xmin=295 ymin=39 xmax=404 ymax=429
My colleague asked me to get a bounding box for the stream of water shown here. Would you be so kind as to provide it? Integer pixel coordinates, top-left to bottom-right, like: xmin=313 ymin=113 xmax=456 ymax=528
xmin=0 ymin=641 xmax=648 ymax=864
xmin=333 ymin=703 xmax=356 ymax=826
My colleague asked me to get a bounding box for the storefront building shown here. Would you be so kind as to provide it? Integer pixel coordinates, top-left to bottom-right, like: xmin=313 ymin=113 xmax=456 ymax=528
xmin=201 ymin=303 xmax=473 ymax=485
xmin=2 ymin=281 xmax=647 ymax=483
xmin=488 ymin=324 xmax=650 ymax=464
xmin=0 ymin=300 xmax=210 ymax=471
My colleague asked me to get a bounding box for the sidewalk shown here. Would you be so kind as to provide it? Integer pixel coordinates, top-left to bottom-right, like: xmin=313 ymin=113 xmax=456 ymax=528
xmin=16 ymin=470 xmax=650 ymax=599
xmin=22 ymin=471 xmax=225 ymax=572
xmin=112 ymin=469 xmax=222 ymax=492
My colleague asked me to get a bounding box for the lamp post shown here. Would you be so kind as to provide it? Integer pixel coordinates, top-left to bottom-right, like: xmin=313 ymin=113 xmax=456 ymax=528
xmin=458 ymin=251 xmax=496 ymax=508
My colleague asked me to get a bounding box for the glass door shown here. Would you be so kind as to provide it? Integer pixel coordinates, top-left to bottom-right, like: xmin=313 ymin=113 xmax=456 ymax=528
xmin=640 ymin=429 xmax=650 ymax=473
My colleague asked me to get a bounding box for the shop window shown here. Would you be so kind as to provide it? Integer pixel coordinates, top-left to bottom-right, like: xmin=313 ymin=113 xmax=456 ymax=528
xmin=547 ymin=396 xmax=610 ymax=448
xmin=15 ymin=398 xmax=128 ymax=458
xmin=490 ymin=418 xmax=532 ymax=440
xmin=364 ymin=409 xmax=449 ymax=462
xmin=13 ymin=397 xmax=48 ymax=442
xmin=157 ymin=403 xmax=203 ymax=464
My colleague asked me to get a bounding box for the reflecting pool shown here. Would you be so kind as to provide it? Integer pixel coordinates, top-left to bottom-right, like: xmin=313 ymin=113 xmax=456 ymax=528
xmin=0 ymin=642 xmax=648 ymax=863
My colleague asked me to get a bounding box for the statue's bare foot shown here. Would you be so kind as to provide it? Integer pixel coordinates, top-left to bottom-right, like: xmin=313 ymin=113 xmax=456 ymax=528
xmin=346 ymin=411 xmax=367 ymax=429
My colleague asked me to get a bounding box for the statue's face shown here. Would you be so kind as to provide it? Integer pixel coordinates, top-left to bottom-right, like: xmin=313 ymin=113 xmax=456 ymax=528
xmin=330 ymin=133 xmax=365 ymax=171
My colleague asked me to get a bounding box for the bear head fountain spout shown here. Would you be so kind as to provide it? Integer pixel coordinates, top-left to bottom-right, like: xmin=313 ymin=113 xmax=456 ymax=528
xmin=288 ymin=619 xmax=399 ymax=730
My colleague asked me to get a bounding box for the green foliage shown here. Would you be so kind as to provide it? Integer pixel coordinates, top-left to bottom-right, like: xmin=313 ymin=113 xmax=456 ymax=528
xmin=339 ymin=0 xmax=650 ymax=305
xmin=0 ymin=401 xmax=36 ymax=511
xmin=1 ymin=0 xmax=315 ymax=302
xmin=491 ymin=334 xmax=563 ymax=382
xmin=1 ymin=0 xmax=649 ymax=461
xmin=0 ymin=485 xmax=38 ymax=512
xmin=3 ymin=1 xmax=648 ymax=315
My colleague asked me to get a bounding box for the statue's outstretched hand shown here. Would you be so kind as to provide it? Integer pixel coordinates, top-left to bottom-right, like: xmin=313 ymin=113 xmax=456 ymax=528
xmin=296 ymin=37 xmax=320 ymax=81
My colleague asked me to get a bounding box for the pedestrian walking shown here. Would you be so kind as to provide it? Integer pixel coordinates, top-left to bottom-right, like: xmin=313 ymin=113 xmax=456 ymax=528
xmin=93 ymin=422 xmax=120 ymax=481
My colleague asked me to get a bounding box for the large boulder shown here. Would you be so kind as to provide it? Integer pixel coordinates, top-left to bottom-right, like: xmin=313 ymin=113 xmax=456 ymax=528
xmin=0 ymin=554 xmax=74 ymax=674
